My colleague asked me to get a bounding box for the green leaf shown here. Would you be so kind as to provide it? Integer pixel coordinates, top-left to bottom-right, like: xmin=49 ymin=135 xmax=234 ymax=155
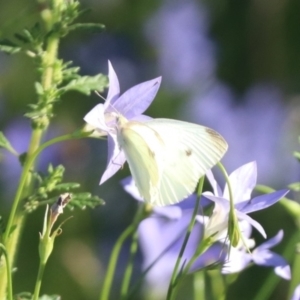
xmin=59 ymin=74 xmax=108 ymax=95
xmin=68 ymin=193 xmax=105 ymax=210
xmin=0 ymin=131 xmax=17 ymax=154
xmin=53 ymin=182 xmax=81 ymax=191
xmin=68 ymin=23 xmax=105 ymax=33
xmin=0 ymin=39 xmax=21 ymax=54
xmin=288 ymin=182 xmax=300 ymax=192
xmin=35 ymin=82 xmax=44 ymax=96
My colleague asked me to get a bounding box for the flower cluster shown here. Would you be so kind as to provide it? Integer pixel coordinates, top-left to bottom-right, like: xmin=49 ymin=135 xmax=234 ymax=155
xmin=122 ymin=162 xmax=290 ymax=297
xmin=84 ymin=62 xmax=291 ymax=299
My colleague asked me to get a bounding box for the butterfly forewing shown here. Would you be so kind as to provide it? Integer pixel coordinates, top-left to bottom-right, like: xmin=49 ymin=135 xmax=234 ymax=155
xmin=143 ymin=119 xmax=228 ymax=206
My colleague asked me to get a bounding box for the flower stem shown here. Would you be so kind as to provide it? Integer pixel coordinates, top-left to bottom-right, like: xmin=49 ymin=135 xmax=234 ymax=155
xmin=166 ymin=176 xmax=204 ymax=300
xmin=99 ymin=205 xmax=145 ymax=300
xmin=0 ymin=244 xmax=13 ymax=300
xmin=193 ymin=271 xmax=205 ymax=300
xmin=120 ymin=230 xmax=139 ymax=299
xmin=32 ymin=261 xmax=47 ymax=300
xmin=217 ymin=162 xmax=239 ymax=247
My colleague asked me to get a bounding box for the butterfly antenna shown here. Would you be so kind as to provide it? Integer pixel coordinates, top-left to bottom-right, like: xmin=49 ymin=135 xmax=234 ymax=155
xmin=94 ymin=91 xmax=107 ymax=102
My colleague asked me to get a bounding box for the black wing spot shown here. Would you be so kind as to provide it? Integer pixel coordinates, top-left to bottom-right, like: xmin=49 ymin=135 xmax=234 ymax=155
xmin=185 ymin=149 xmax=192 ymax=156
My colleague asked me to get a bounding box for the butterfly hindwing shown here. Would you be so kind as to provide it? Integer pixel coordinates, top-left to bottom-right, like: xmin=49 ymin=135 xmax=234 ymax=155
xmin=117 ymin=121 xmax=163 ymax=202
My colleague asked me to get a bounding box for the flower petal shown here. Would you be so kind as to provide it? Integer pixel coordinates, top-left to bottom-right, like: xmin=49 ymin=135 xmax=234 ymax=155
xmin=291 ymin=284 xmax=300 ymax=300
xmin=105 ymin=60 xmax=120 ymax=106
xmin=121 ymin=176 xmax=143 ymax=201
xmin=224 ymin=161 xmax=257 ymax=202
xmin=206 ymin=170 xmax=222 ymax=197
xmin=253 ymin=250 xmax=291 ymax=279
xmin=113 ymin=77 xmax=162 ymax=119
xmin=255 ymin=230 xmax=283 ymax=251
xmin=83 ymin=103 xmax=108 ymax=132
xmin=235 ymin=189 xmax=289 ymax=214
xmin=236 ymin=211 xmax=266 ymax=238
xmin=100 ymin=134 xmax=126 ymax=184
xmin=222 ymin=247 xmax=252 ymax=274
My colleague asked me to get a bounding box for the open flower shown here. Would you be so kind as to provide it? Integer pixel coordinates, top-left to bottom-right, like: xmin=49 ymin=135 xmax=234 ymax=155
xmin=201 ymin=161 xmax=289 ymax=242
xmin=84 ymin=61 xmax=161 ymax=184
xmin=121 ymin=177 xmax=222 ymax=298
xmin=222 ymin=229 xmax=291 ymax=280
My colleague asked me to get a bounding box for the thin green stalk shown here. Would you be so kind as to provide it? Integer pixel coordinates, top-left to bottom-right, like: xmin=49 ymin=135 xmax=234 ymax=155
xmin=0 ymin=132 xmax=86 ymax=299
xmin=0 ymin=5 xmax=61 ymax=296
xmin=208 ymin=269 xmax=225 ymax=300
xmin=217 ymin=162 xmax=234 ymax=215
xmin=3 ymin=133 xmax=78 ymax=244
xmin=217 ymin=162 xmax=239 ymax=247
xmin=166 ymin=177 xmax=204 ymax=300
xmin=193 ymin=271 xmax=205 ymax=300
xmin=99 ymin=205 xmax=145 ymax=300
xmin=32 ymin=261 xmax=47 ymax=300
xmin=0 ymin=244 xmax=13 ymax=300
xmin=120 ymin=230 xmax=139 ymax=299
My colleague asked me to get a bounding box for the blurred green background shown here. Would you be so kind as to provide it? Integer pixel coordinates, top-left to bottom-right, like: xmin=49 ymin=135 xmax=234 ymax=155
xmin=0 ymin=0 xmax=300 ymax=299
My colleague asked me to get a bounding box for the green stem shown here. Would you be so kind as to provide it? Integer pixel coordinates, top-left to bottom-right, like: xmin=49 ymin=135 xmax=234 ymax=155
xmin=208 ymin=269 xmax=225 ymax=300
xmin=193 ymin=271 xmax=205 ymax=300
xmin=32 ymin=261 xmax=47 ymax=300
xmin=166 ymin=177 xmax=204 ymax=300
xmin=120 ymin=230 xmax=139 ymax=299
xmin=217 ymin=162 xmax=239 ymax=247
xmin=217 ymin=162 xmax=234 ymax=215
xmin=0 ymin=244 xmax=13 ymax=300
xmin=99 ymin=205 xmax=145 ymax=300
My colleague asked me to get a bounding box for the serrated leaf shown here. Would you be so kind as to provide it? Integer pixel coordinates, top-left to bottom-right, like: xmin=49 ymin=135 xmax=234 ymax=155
xmin=35 ymin=82 xmax=44 ymax=95
xmin=0 ymin=41 xmax=21 ymax=54
xmin=14 ymin=32 xmax=31 ymax=43
xmin=68 ymin=23 xmax=105 ymax=33
xmin=68 ymin=193 xmax=105 ymax=210
xmin=288 ymin=182 xmax=300 ymax=192
xmin=60 ymin=74 xmax=108 ymax=95
xmin=53 ymin=182 xmax=81 ymax=191
xmin=0 ymin=131 xmax=17 ymax=154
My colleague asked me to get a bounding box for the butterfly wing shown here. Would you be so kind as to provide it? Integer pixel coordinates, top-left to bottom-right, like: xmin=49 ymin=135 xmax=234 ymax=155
xmin=117 ymin=120 xmax=164 ymax=203
xmin=143 ymin=118 xmax=228 ymax=206
xmin=118 ymin=117 xmax=228 ymax=206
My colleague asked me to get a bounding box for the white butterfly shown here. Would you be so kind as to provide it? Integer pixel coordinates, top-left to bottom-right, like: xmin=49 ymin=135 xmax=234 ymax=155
xmin=116 ymin=114 xmax=228 ymax=206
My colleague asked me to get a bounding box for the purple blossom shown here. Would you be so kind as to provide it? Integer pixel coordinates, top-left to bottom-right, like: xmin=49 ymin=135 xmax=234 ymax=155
xmin=84 ymin=61 xmax=161 ymax=184
xmin=121 ymin=177 xmax=222 ymax=297
xmin=222 ymin=229 xmax=291 ymax=280
xmin=201 ymin=161 xmax=289 ymax=241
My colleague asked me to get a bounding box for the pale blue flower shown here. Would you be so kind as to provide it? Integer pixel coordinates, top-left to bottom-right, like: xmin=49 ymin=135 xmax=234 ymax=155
xmin=84 ymin=61 xmax=161 ymax=184
xmin=222 ymin=229 xmax=291 ymax=280
xmin=291 ymin=284 xmax=300 ymax=300
xmin=121 ymin=177 xmax=221 ymax=297
xmin=201 ymin=161 xmax=289 ymax=241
